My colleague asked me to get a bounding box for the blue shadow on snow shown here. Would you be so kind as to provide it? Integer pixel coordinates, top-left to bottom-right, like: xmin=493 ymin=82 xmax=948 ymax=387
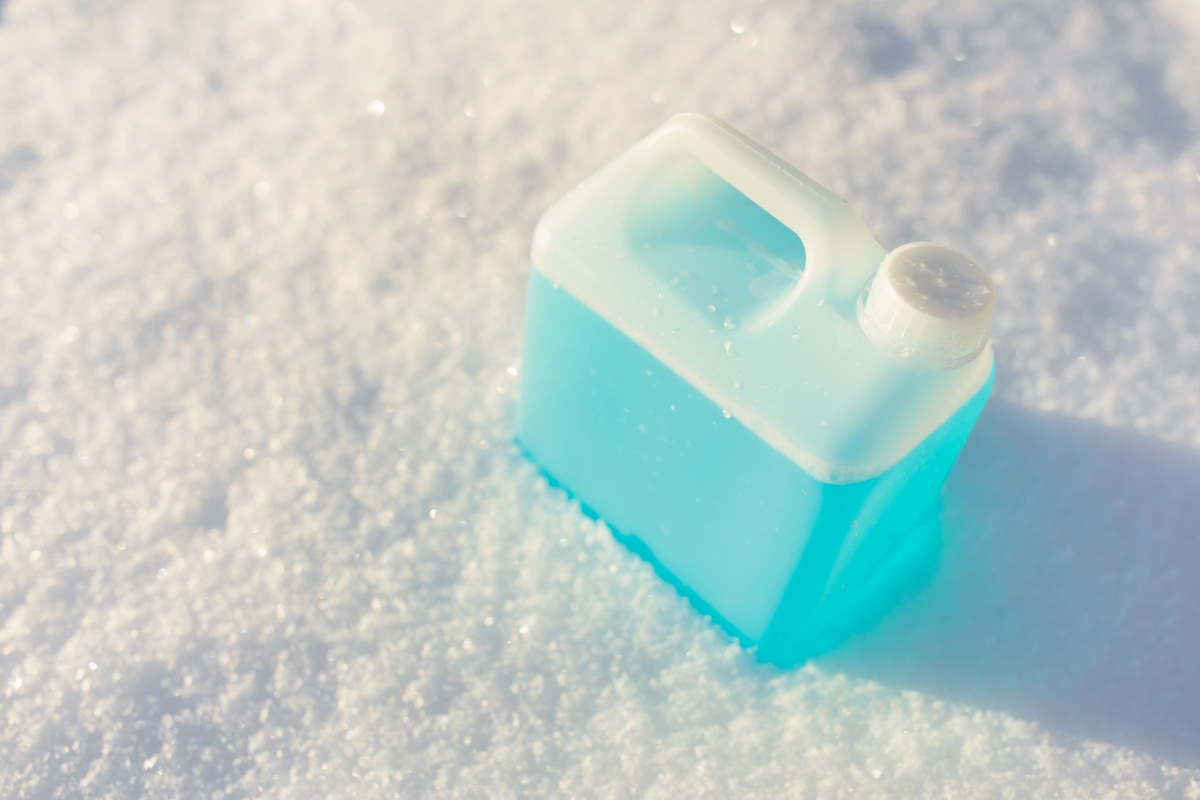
xmin=819 ymin=400 xmax=1200 ymax=768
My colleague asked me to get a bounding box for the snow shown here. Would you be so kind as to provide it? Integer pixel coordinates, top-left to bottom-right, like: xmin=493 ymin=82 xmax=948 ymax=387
xmin=1 ymin=0 xmax=1198 ymax=796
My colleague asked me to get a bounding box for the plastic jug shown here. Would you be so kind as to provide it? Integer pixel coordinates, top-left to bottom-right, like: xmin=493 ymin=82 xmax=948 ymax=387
xmin=517 ymin=114 xmax=995 ymax=666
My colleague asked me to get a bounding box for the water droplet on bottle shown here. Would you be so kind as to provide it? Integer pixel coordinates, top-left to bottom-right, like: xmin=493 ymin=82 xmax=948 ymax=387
xmin=722 ymin=409 xmax=732 ymax=419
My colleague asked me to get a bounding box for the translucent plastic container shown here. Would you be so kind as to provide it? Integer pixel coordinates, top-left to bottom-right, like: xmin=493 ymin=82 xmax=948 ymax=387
xmin=517 ymin=114 xmax=995 ymax=666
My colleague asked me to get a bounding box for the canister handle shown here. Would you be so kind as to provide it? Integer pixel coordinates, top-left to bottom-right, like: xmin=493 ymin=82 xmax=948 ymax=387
xmin=650 ymin=114 xmax=886 ymax=306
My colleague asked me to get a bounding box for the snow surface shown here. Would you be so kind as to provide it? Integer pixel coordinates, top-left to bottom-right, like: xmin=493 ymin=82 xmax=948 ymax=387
xmin=1 ymin=0 xmax=1199 ymax=795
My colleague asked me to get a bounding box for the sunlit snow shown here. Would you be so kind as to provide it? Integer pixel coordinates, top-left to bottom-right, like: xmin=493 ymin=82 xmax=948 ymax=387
xmin=1 ymin=0 xmax=1199 ymax=796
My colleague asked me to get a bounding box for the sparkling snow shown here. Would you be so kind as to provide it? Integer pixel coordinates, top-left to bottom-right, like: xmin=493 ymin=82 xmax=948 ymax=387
xmin=1 ymin=0 xmax=1199 ymax=796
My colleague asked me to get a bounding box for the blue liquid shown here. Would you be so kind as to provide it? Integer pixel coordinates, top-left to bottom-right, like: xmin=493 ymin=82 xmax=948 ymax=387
xmin=518 ymin=271 xmax=992 ymax=666
xmin=519 ymin=151 xmax=992 ymax=666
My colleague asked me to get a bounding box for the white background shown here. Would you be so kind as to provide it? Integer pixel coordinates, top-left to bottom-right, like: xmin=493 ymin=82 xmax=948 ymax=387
xmin=1 ymin=0 xmax=1198 ymax=796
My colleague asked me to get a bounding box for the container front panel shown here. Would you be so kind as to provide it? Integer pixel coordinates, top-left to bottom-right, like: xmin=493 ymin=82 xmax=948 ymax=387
xmin=518 ymin=270 xmax=820 ymax=641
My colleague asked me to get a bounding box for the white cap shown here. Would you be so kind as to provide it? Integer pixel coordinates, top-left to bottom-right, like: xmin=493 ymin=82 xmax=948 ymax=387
xmin=857 ymin=242 xmax=995 ymax=370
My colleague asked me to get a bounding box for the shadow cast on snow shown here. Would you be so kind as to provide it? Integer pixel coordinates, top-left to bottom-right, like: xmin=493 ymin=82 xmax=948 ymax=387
xmin=820 ymin=400 xmax=1200 ymax=768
